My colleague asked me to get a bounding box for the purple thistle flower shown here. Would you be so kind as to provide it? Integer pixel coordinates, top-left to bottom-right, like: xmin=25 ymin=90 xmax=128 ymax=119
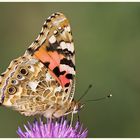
xmin=17 ymin=117 xmax=88 ymax=138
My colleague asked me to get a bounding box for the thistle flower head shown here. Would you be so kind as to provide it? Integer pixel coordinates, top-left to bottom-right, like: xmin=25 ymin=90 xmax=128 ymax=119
xmin=17 ymin=117 xmax=88 ymax=138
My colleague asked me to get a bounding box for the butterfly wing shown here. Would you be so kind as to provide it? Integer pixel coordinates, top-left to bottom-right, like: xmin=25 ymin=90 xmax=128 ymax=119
xmin=0 ymin=12 xmax=76 ymax=118
xmin=25 ymin=12 xmax=76 ymax=102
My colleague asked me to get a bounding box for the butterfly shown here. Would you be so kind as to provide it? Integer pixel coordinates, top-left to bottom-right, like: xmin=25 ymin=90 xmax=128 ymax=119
xmin=0 ymin=12 xmax=82 ymax=118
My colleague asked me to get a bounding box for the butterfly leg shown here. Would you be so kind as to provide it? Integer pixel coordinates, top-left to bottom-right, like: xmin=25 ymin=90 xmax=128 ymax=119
xmin=75 ymin=112 xmax=80 ymax=123
xmin=70 ymin=110 xmax=81 ymax=126
xmin=70 ymin=112 xmax=74 ymax=127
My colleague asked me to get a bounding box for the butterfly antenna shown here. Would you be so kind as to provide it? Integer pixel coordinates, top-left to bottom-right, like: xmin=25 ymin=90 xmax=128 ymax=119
xmin=83 ymin=91 xmax=112 ymax=103
xmin=78 ymin=84 xmax=93 ymax=102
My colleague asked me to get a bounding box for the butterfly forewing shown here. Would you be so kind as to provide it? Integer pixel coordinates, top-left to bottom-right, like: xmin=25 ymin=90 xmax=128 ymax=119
xmin=26 ymin=12 xmax=76 ymax=101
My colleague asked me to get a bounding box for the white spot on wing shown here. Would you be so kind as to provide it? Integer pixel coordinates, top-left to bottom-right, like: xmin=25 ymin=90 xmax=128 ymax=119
xmin=48 ymin=16 xmax=51 ymax=20
xmin=66 ymin=42 xmax=74 ymax=52
xmin=46 ymin=73 xmax=52 ymax=81
xmin=49 ymin=35 xmax=56 ymax=44
xmin=28 ymin=81 xmax=39 ymax=92
xmin=60 ymin=65 xmax=75 ymax=75
xmin=66 ymin=26 xmax=71 ymax=32
xmin=54 ymin=86 xmax=62 ymax=93
xmin=60 ymin=41 xmax=67 ymax=50
xmin=60 ymin=42 xmax=74 ymax=53
xmin=54 ymin=30 xmax=57 ymax=34
xmin=58 ymin=26 xmax=62 ymax=30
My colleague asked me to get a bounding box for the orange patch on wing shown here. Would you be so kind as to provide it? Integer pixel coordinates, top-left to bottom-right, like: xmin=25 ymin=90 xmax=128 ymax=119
xmin=33 ymin=44 xmax=67 ymax=87
xmin=34 ymin=45 xmax=61 ymax=69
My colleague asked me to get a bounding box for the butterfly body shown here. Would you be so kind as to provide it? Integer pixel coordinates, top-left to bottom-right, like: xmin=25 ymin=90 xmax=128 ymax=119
xmin=0 ymin=12 xmax=81 ymax=118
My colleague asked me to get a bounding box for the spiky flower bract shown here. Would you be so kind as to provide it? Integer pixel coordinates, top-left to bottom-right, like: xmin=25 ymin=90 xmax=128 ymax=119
xmin=17 ymin=117 xmax=88 ymax=138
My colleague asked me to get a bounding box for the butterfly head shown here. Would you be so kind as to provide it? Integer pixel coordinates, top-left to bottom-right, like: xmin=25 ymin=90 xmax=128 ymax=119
xmin=68 ymin=100 xmax=84 ymax=114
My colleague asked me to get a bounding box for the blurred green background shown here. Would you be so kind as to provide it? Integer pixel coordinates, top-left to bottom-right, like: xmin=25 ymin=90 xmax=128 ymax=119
xmin=0 ymin=2 xmax=140 ymax=138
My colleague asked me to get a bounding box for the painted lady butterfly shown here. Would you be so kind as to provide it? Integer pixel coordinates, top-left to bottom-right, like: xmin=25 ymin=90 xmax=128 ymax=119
xmin=0 ymin=12 xmax=82 ymax=118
